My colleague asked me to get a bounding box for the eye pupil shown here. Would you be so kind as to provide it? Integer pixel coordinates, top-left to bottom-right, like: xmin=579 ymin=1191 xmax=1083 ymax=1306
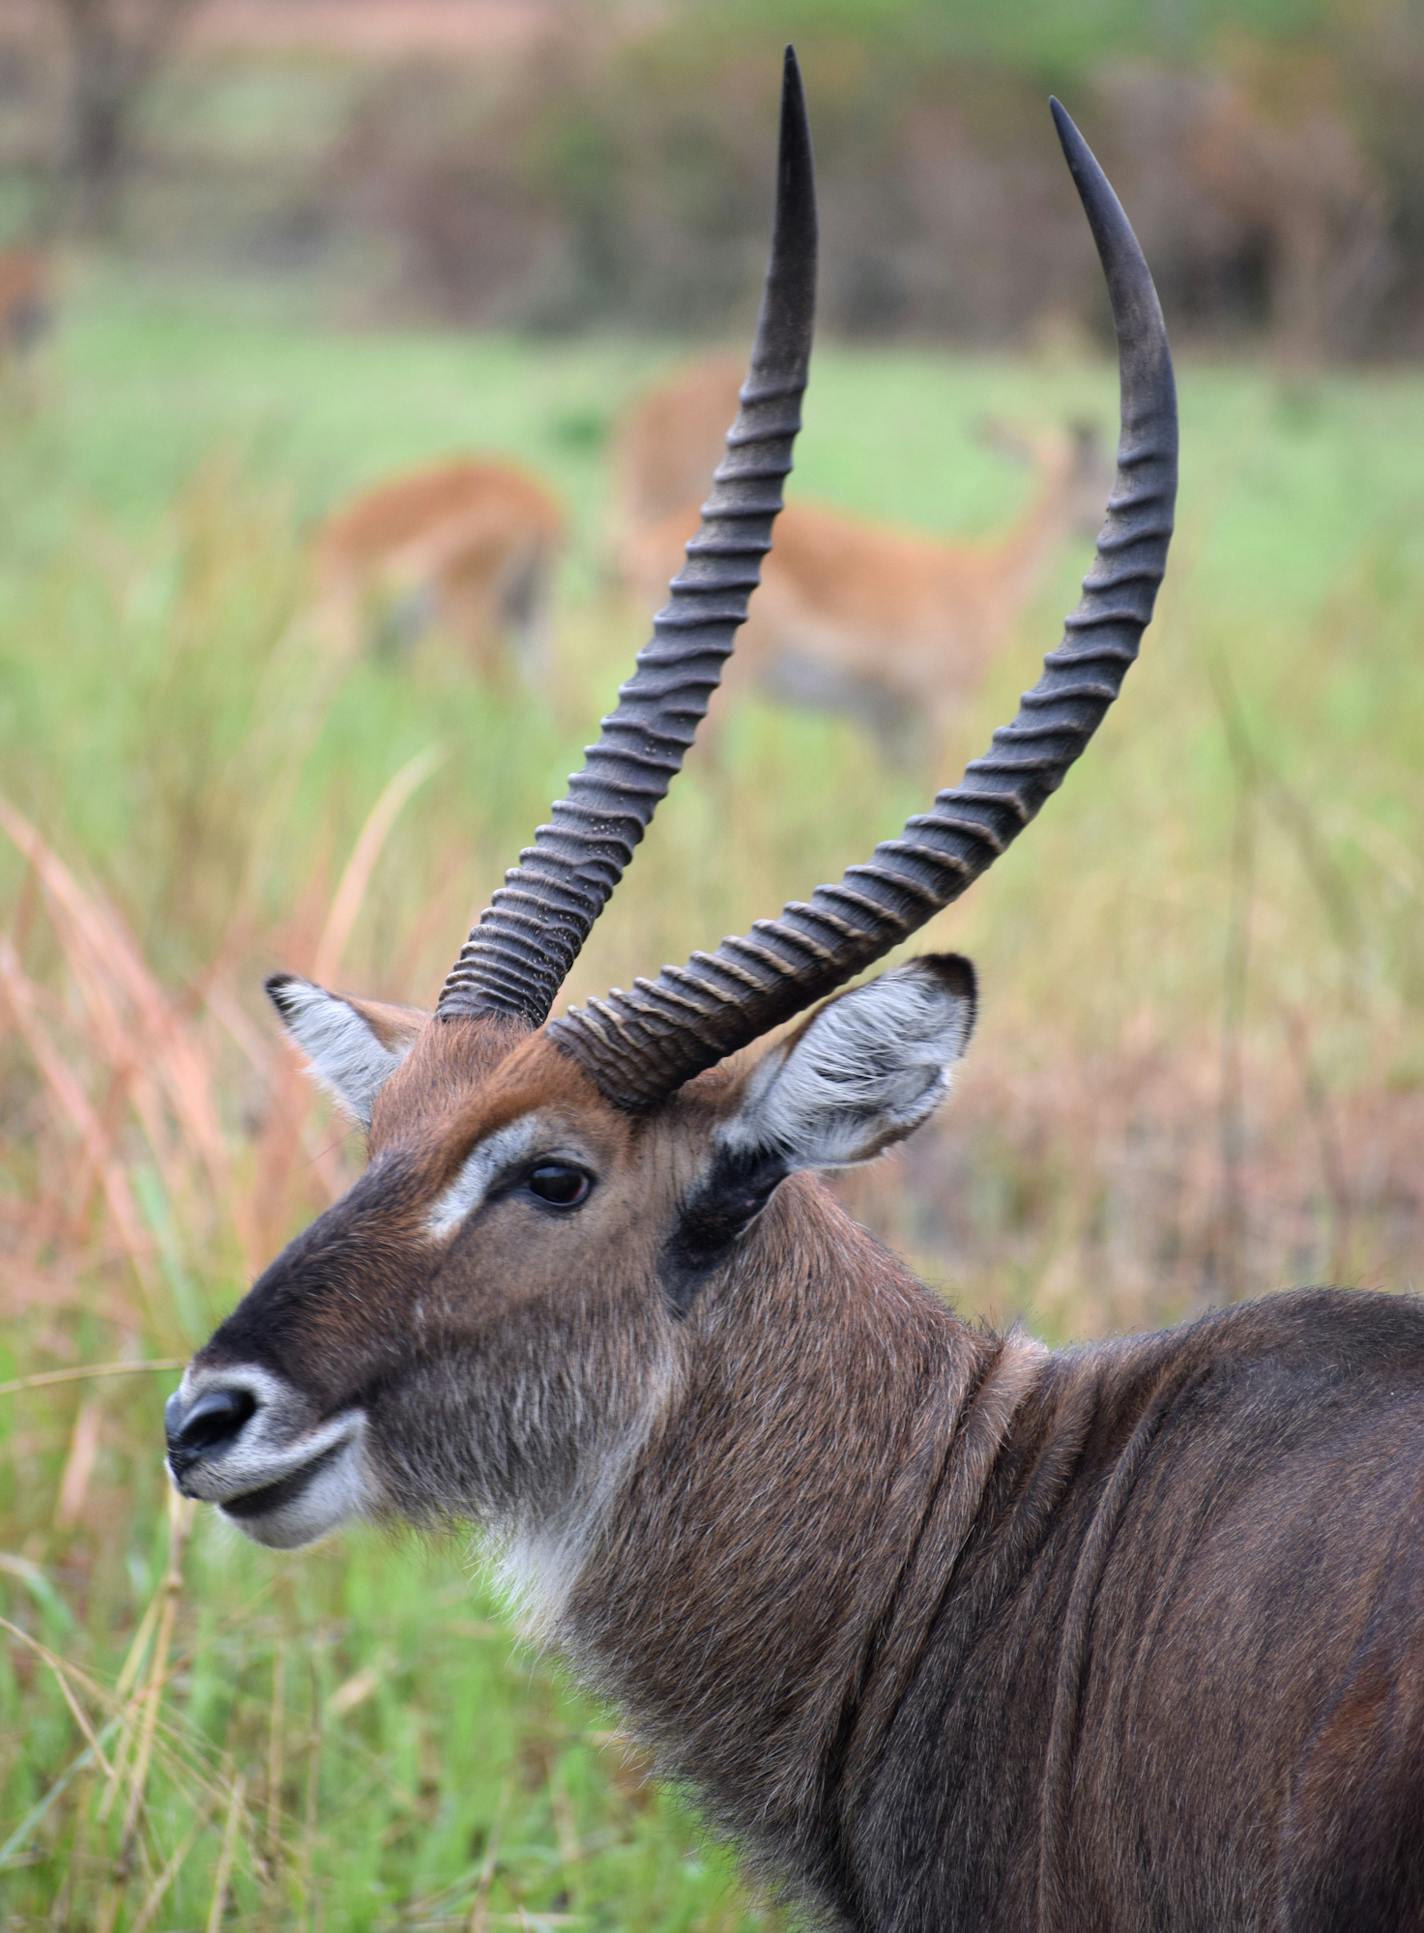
xmin=527 ymin=1163 xmax=590 ymax=1208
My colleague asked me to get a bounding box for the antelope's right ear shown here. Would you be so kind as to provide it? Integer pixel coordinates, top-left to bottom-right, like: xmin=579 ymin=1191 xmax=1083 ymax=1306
xmin=265 ymin=973 xmax=426 ymax=1129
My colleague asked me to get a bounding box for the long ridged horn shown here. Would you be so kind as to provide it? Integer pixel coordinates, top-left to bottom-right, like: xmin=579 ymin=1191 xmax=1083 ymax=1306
xmin=436 ymin=49 xmax=817 ymax=1025
xmin=549 ymin=100 xmax=1177 ymax=1110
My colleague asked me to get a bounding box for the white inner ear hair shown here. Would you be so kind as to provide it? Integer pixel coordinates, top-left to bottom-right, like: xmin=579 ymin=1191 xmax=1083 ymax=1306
xmin=724 ymin=961 xmax=975 ymax=1171
xmin=426 ymin=1119 xmax=547 ymax=1240
xmin=275 ymin=978 xmax=411 ymax=1129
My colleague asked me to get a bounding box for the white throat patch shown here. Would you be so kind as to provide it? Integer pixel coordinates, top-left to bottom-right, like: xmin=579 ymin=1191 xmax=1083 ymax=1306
xmin=492 ymin=1348 xmax=681 ymax=1643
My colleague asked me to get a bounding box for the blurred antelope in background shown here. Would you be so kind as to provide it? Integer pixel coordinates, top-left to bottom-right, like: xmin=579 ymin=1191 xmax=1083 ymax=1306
xmin=314 ymin=454 xmax=564 ymax=682
xmin=616 ymin=363 xmax=1109 ymax=760
xmin=166 ymin=56 xmax=1424 ymax=1933
xmin=611 ymin=348 xmax=745 ymax=539
xmin=0 ymin=245 xmax=53 ymax=389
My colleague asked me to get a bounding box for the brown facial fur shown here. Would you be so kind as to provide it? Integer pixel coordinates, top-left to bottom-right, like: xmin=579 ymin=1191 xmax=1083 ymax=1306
xmin=197 ymin=1015 xmax=733 ymax=1540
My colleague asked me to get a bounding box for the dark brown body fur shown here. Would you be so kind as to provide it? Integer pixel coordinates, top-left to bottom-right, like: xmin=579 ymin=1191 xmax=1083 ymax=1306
xmin=571 ymin=1185 xmax=1424 ymax=1931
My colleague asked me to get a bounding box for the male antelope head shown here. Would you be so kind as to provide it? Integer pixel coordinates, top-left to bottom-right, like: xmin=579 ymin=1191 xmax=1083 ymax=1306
xmin=167 ymin=55 xmax=1174 ymax=1579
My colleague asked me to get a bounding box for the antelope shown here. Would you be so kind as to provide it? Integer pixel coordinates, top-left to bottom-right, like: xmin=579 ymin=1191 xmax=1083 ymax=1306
xmin=313 ymin=455 xmax=564 ymax=680
xmin=0 ymin=246 xmax=52 ymax=373
xmin=612 ymin=349 xmax=746 ymax=539
xmin=166 ymin=56 xmax=1424 ymax=1932
xmin=616 ymin=373 xmax=1111 ymax=760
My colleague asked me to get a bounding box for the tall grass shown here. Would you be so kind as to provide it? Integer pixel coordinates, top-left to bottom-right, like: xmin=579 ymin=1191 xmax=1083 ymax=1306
xmin=2 ymin=282 xmax=1422 ymax=1925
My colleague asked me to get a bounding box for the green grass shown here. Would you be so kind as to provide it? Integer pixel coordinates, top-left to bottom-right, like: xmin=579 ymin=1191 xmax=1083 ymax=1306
xmin=2 ymin=273 xmax=1422 ymax=1927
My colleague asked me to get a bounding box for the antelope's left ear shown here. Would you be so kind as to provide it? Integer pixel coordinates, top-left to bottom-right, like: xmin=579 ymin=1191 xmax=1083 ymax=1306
xmin=265 ymin=973 xmax=427 ymax=1129
xmin=665 ymin=958 xmax=975 ymax=1310
xmin=723 ymin=953 xmax=977 ymax=1172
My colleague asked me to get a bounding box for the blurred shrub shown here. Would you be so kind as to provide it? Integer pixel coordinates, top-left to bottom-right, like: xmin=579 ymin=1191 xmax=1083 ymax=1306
xmin=1 ymin=0 xmax=1420 ymax=354
xmin=302 ymin=5 xmax=1403 ymax=357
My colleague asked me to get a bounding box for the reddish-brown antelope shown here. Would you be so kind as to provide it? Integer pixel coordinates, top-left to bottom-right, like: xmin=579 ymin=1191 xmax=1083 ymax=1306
xmin=0 ymin=245 xmax=52 ymax=374
xmin=313 ymin=454 xmax=564 ymax=679
xmin=611 ymin=349 xmax=746 ymax=540
xmin=616 ymin=369 xmax=1110 ymax=759
xmin=167 ymin=56 xmax=1424 ymax=1932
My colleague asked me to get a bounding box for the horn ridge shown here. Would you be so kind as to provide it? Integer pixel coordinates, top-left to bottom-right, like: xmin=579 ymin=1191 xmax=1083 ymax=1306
xmin=437 ymin=48 xmax=818 ymax=1026
xmin=550 ymin=99 xmax=1177 ymax=1110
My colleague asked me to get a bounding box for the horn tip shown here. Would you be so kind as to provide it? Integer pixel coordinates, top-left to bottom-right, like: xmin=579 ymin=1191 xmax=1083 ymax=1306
xmin=772 ymin=42 xmax=816 ymax=275
xmin=777 ymin=44 xmax=811 ymax=171
xmin=1048 ymin=95 xmax=1093 ymax=183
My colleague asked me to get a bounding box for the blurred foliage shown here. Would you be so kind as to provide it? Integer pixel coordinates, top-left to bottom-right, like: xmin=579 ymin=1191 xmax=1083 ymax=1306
xmin=669 ymin=0 xmax=1336 ymax=76
xmin=1 ymin=0 xmax=1422 ymax=352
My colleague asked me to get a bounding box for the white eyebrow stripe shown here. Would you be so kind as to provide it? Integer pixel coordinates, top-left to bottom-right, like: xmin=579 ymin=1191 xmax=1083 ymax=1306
xmin=426 ymin=1118 xmax=546 ymax=1240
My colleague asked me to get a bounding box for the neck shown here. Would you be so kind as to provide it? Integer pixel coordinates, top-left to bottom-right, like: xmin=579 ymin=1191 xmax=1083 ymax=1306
xmin=976 ymin=454 xmax=1080 ymax=604
xmin=557 ymin=1177 xmax=1047 ymax=1897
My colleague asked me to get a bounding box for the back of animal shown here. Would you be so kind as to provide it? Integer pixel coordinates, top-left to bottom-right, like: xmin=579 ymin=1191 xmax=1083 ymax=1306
xmin=314 ymin=456 xmax=565 ymax=679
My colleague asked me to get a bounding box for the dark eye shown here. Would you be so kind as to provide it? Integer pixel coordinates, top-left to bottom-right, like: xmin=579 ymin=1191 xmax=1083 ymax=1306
xmin=524 ymin=1162 xmax=592 ymax=1209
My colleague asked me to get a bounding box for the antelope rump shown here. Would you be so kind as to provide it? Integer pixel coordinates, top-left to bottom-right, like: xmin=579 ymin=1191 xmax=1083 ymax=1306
xmin=165 ymin=53 xmax=1424 ymax=1933
xmin=313 ymin=454 xmax=564 ymax=677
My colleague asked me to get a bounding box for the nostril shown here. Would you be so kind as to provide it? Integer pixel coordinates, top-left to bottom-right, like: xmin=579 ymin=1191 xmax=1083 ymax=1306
xmin=171 ymin=1386 xmax=258 ymax=1461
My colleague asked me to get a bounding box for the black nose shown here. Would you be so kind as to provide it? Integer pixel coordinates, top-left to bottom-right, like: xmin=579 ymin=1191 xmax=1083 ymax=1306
xmin=165 ymin=1385 xmax=258 ymax=1476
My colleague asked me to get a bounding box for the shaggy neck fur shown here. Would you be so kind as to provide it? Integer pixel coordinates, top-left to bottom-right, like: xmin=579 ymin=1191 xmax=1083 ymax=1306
xmin=559 ymin=1177 xmax=1057 ymax=1919
xmin=530 ymin=1178 xmax=1424 ymax=1932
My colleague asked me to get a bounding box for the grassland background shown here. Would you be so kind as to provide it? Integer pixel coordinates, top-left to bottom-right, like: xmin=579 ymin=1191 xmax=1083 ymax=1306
xmin=4 ymin=59 xmax=1424 ymax=1931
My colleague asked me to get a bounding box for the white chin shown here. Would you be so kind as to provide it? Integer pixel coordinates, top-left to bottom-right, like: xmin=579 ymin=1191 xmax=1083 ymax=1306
xmin=220 ymin=1434 xmax=370 ymax=1550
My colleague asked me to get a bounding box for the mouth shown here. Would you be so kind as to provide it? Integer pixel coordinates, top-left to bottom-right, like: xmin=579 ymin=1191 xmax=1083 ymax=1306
xmin=213 ymin=1429 xmax=368 ymax=1549
xmin=169 ymin=1398 xmax=371 ymax=1550
xmin=217 ymin=1438 xmax=354 ymax=1537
